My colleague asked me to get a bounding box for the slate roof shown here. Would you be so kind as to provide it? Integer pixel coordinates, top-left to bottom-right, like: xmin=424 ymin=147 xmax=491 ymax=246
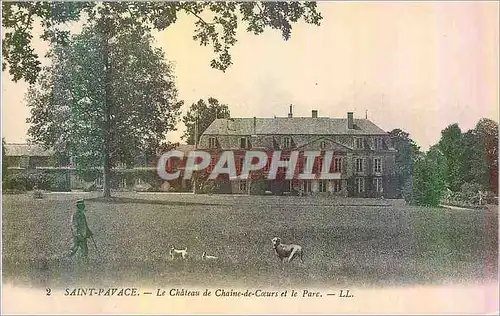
xmin=203 ymin=117 xmax=388 ymax=136
xmin=175 ymin=144 xmax=196 ymax=153
xmin=4 ymin=143 xmax=53 ymax=157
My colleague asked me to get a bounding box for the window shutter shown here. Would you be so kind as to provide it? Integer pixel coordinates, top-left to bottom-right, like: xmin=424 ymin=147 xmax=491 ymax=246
xmin=273 ymin=137 xmax=279 ymax=150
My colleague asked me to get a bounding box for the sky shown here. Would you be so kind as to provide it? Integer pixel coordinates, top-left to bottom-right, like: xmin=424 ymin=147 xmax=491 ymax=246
xmin=2 ymin=1 xmax=498 ymax=151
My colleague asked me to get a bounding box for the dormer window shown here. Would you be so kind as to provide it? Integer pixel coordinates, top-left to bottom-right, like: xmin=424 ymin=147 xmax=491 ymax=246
xmin=240 ymin=137 xmax=248 ymax=149
xmin=209 ymin=137 xmax=216 ymax=149
xmin=355 ymin=137 xmax=363 ymax=149
xmin=283 ymin=136 xmax=291 ymax=148
xmin=374 ymin=138 xmax=383 ymax=150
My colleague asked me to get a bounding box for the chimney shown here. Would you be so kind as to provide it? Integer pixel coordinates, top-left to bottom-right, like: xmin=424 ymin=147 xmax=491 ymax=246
xmin=312 ymin=110 xmax=318 ymax=118
xmin=288 ymin=104 xmax=293 ymax=118
xmin=347 ymin=112 xmax=354 ymax=129
xmin=253 ymin=116 xmax=257 ymax=135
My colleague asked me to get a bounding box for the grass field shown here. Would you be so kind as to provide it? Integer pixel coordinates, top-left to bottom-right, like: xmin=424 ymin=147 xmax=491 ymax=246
xmin=2 ymin=192 xmax=498 ymax=290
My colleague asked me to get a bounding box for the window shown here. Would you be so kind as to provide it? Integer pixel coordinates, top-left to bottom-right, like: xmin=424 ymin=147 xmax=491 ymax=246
xmin=283 ymin=137 xmax=291 ymax=148
xmin=240 ymin=137 xmax=248 ymax=149
xmin=355 ymin=177 xmax=365 ymax=193
xmin=333 ymin=157 xmax=342 ymax=172
xmin=136 ymin=178 xmax=143 ymax=185
xmin=332 ymin=180 xmax=342 ymax=192
xmin=319 ymin=179 xmax=328 ymax=193
xmin=20 ymin=156 xmax=29 ymax=168
xmin=207 ymin=156 xmax=216 ymax=171
xmin=208 ymin=137 xmax=216 ymax=149
xmin=320 ymin=141 xmax=326 ymax=149
xmin=264 ymin=157 xmax=271 ymax=171
xmin=95 ymin=177 xmax=103 ymax=186
xmin=116 ymin=162 xmax=126 ymax=169
xmin=373 ymin=158 xmax=382 ymax=173
xmin=374 ymin=138 xmax=383 ymax=150
xmin=355 ymin=158 xmax=364 ymax=173
xmin=302 ymin=156 xmax=309 ymax=168
xmin=119 ymin=178 xmax=127 ymax=188
xmin=302 ymin=180 xmax=312 ymax=193
xmin=238 ymin=158 xmax=244 ymax=173
xmin=373 ymin=177 xmax=383 ymax=193
xmin=318 ymin=157 xmax=323 ymax=171
xmin=239 ymin=180 xmax=247 ymax=192
xmin=355 ymin=137 xmax=363 ymax=149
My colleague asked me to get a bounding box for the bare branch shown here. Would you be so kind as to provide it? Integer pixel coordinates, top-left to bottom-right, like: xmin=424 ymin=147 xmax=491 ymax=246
xmin=182 ymin=6 xmax=215 ymax=26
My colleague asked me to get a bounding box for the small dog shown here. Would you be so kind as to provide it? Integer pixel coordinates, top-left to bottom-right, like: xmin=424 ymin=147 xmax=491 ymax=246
xmin=271 ymin=237 xmax=304 ymax=270
xmin=201 ymin=252 xmax=218 ymax=261
xmin=170 ymin=246 xmax=189 ymax=260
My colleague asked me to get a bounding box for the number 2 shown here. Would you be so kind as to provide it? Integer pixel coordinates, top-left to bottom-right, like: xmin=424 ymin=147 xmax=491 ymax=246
xmin=46 ymin=288 xmax=51 ymax=296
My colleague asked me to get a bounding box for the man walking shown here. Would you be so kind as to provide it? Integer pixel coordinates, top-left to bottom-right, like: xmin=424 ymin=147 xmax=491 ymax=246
xmin=68 ymin=199 xmax=94 ymax=260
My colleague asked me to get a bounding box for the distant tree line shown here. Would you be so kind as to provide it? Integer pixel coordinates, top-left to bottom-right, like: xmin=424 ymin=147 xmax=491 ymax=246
xmin=391 ymin=118 xmax=498 ymax=207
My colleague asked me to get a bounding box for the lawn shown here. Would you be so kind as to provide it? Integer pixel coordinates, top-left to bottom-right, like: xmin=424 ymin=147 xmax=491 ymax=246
xmin=2 ymin=192 xmax=498 ymax=290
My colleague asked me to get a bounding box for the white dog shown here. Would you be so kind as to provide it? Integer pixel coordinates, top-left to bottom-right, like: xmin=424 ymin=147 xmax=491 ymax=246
xmin=170 ymin=246 xmax=188 ymax=260
xmin=201 ymin=252 xmax=218 ymax=261
xmin=271 ymin=237 xmax=304 ymax=270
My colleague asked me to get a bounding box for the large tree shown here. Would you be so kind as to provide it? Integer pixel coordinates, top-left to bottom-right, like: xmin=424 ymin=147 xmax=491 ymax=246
xmin=3 ymin=2 xmax=323 ymax=84
xmin=410 ymin=145 xmax=447 ymax=207
xmin=462 ymin=118 xmax=499 ymax=194
xmin=3 ymin=2 xmax=322 ymax=197
xmin=438 ymin=123 xmax=464 ymax=191
xmin=26 ymin=24 xmax=182 ymax=196
xmin=182 ymin=98 xmax=230 ymax=145
xmin=389 ymin=128 xmax=420 ymax=197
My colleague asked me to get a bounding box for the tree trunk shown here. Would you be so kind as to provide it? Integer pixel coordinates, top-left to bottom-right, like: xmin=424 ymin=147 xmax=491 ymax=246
xmin=102 ymin=24 xmax=112 ymax=198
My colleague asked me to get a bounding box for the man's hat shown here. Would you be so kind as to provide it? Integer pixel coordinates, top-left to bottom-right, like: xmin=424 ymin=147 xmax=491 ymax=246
xmin=75 ymin=199 xmax=85 ymax=206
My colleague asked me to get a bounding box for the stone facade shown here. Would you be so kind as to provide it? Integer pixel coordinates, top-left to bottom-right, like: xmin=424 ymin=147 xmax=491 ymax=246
xmin=197 ymin=111 xmax=398 ymax=198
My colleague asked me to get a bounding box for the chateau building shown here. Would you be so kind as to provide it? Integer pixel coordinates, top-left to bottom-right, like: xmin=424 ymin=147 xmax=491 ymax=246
xmin=197 ymin=108 xmax=398 ymax=197
xmin=4 ymin=109 xmax=398 ymax=198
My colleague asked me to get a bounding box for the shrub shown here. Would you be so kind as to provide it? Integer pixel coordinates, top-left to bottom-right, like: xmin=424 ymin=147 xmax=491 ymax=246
xmin=28 ymin=172 xmax=53 ymax=190
xmin=346 ymin=176 xmax=356 ymax=197
xmin=402 ymin=178 xmax=413 ymax=204
xmin=83 ymin=182 xmax=98 ymax=192
xmin=460 ymin=182 xmax=483 ymax=204
xmin=4 ymin=171 xmax=71 ymax=192
xmin=32 ymin=189 xmax=44 ymax=199
xmin=4 ymin=173 xmax=30 ymax=191
xmin=250 ymin=179 xmax=267 ymax=195
xmin=200 ymin=180 xmax=217 ymax=194
xmin=50 ymin=174 xmax=71 ymax=192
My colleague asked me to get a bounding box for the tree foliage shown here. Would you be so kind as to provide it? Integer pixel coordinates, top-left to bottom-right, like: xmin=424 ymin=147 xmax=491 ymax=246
xmin=411 ymin=146 xmax=447 ymax=207
xmin=464 ymin=118 xmax=499 ymax=194
xmin=2 ymin=138 xmax=7 ymax=181
xmin=438 ymin=119 xmax=498 ymax=195
xmin=389 ymin=128 xmax=419 ymax=197
xmin=410 ymin=118 xmax=498 ymax=207
xmin=26 ymin=24 xmax=182 ymax=172
xmin=438 ymin=123 xmax=464 ymax=191
xmin=182 ymin=98 xmax=230 ymax=145
xmin=2 ymin=1 xmax=323 ymax=84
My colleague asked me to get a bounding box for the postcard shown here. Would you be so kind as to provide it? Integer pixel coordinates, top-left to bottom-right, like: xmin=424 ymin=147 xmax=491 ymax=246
xmin=2 ymin=1 xmax=498 ymax=314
